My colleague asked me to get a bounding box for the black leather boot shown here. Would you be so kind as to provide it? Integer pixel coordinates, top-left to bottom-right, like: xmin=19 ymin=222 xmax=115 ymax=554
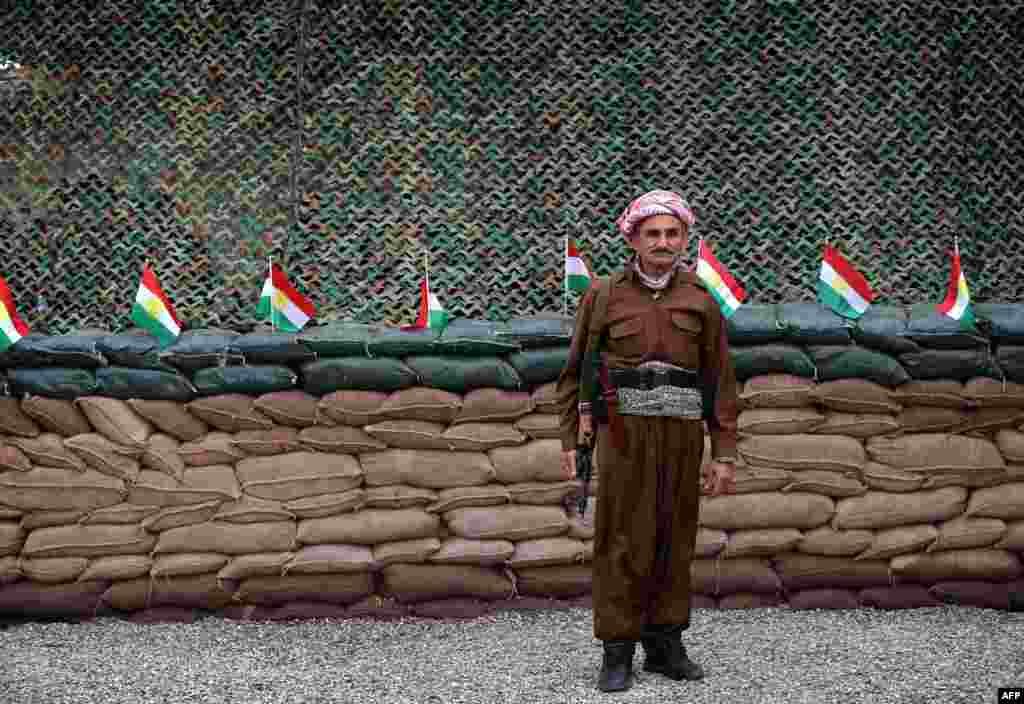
xmin=597 ymin=640 xmax=636 ymax=692
xmin=640 ymin=624 xmax=705 ymax=681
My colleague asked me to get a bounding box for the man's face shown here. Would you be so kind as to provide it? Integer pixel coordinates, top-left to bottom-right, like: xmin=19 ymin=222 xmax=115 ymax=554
xmin=628 ymin=214 xmax=689 ymax=272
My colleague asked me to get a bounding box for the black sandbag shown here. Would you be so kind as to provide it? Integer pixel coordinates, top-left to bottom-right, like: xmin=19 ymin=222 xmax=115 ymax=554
xmin=728 ymin=344 xmax=816 ymax=382
xmin=7 ymin=367 xmax=98 ymax=399
xmin=899 ymin=348 xmax=1002 ymax=381
xmin=192 ymin=365 xmax=298 ymax=396
xmin=975 ymin=304 xmax=1024 ymax=344
xmin=301 ymin=357 xmax=418 ymax=394
xmin=905 ymin=304 xmax=989 ymax=350
xmin=997 ymin=345 xmax=1024 ymax=384
xmin=0 ymin=331 xmax=108 ymax=368
xmin=808 ymin=346 xmax=911 ymax=387
xmin=96 ymin=366 xmax=197 ymax=401
xmin=436 ymin=318 xmax=521 ymax=356
xmin=506 ymin=347 xmax=571 ymax=386
xmin=97 ymin=330 xmax=178 ymax=371
xmin=851 ymin=305 xmax=919 ymax=355
xmin=404 ymin=355 xmax=522 ymax=393
xmin=499 ymin=314 xmax=573 ymax=349
xmin=158 ymin=329 xmax=244 ymax=373
xmin=776 ymin=303 xmax=852 ymax=346
xmin=725 ymin=305 xmax=783 ymax=345
xmin=364 ymin=326 xmax=442 ymax=358
xmin=297 ymin=322 xmax=376 ymax=357
xmin=229 ymin=330 xmax=317 ymax=365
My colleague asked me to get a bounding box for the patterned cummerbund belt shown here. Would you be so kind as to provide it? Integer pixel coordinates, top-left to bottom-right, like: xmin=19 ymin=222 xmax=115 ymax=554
xmin=608 ymin=362 xmax=703 ymax=418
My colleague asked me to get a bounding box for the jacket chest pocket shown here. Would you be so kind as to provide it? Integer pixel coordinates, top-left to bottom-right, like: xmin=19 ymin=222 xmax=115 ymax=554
xmin=668 ymin=310 xmax=705 ymax=366
xmin=608 ymin=317 xmax=645 ymax=357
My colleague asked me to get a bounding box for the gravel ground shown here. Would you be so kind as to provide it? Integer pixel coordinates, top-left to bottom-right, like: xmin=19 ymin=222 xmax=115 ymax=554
xmin=2 ymin=606 xmax=1022 ymax=704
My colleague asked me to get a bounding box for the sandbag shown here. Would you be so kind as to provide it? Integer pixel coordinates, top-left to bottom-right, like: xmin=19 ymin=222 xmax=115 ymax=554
xmin=777 ymin=303 xmax=852 ymax=346
xmin=404 ymin=356 xmax=522 ymax=393
xmin=154 ymin=521 xmax=297 ymax=555
xmin=235 ymin=452 xmax=363 ymax=501
xmin=782 ymin=470 xmax=867 ymax=498
xmin=860 ymin=463 xmax=926 ymax=493
xmin=929 ymin=580 xmax=1024 ymax=610
xmin=737 ymin=408 xmax=825 ymax=435
xmin=851 ymin=305 xmax=919 ymax=355
xmin=378 ymin=387 xmax=463 ymax=424
xmin=96 ymin=331 xmax=177 ymax=371
xmin=429 ymin=538 xmax=515 ymax=566
xmin=455 ymin=389 xmax=534 ymax=423
xmin=81 ymin=503 xmax=160 ymax=526
xmin=362 ymin=486 xmax=439 ymax=510
xmin=445 ymin=505 xmax=568 ymax=541
xmin=808 ymin=345 xmax=910 ymax=387
xmin=435 ymin=319 xmax=519 ymax=356
xmin=725 ymin=305 xmax=783 ymax=345
xmin=859 ymin=585 xmax=942 ymax=609
xmin=232 ymin=428 xmax=302 ymax=456
xmin=772 ymin=553 xmax=891 ymax=589
xmin=0 ymin=442 xmax=32 ymax=472
xmin=974 ymin=303 xmax=1024 ymax=343
xmin=891 ymin=549 xmax=1022 ymax=584
xmin=0 ymin=580 xmax=109 ymax=618
xmin=151 ymin=553 xmax=231 ymax=578
xmin=372 ymin=537 xmax=442 ymax=567
xmin=718 ymin=592 xmax=784 ymax=609
xmin=233 ymin=573 xmax=373 ymax=606
xmin=996 ymin=430 xmax=1024 ymax=463
xmin=426 ymin=486 xmax=512 ymax=513
xmin=928 ymin=517 xmax=1006 ymax=552
xmin=954 ymin=407 xmax=1024 ymax=436
xmin=691 ymin=557 xmax=780 ymax=596
xmin=252 ymin=390 xmax=319 ymax=427
xmin=283 ymin=545 xmax=375 ymax=574
xmin=891 ymin=380 xmax=967 ymax=408
xmin=20 ymin=396 xmax=93 ymax=436
xmin=157 ymin=329 xmax=243 ymax=373
xmin=997 ymin=345 xmax=1024 ymax=384
xmin=812 ymin=412 xmax=900 ymax=438
xmin=0 ymin=522 xmax=24 ymax=556
xmin=301 ymin=357 xmax=418 ymax=394
xmin=695 ymin=528 xmax=727 ymax=558
xmin=185 ymin=394 xmax=274 ymax=433
xmin=737 ymin=434 xmax=865 ymax=473
xmin=20 ymin=510 xmax=87 ymax=530
xmin=228 ymin=331 xmax=317 ymax=365
xmin=295 ymin=426 xmax=384 ymax=453
xmin=513 ymin=564 xmax=592 ymax=598
xmin=298 ymin=322 xmax=379 ymax=356
xmin=896 ymin=407 xmax=968 ymax=434
xmin=506 ymin=481 xmax=578 ymax=506
xmin=500 ymin=315 xmax=573 ymax=349
xmin=192 ymin=365 xmax=297 ymax=396
xmin=905 ymin=304 xmax=989 ymax=349
xmin=810 ymin=379 xmax=901 ymax=414
xmin=865 ymin=433 xmax=1004 ymax=472
xmin=316 ymin=390 xmax=390 ymax=426
xmin=95 ymin=367 xmax=197 ymax=402
xmin=505 ymin=347 xmax=570 ymax=386
xmin=0 ymin=467 xmax=124 ymax=511
xmin=363 ymin=419 xmax=450 ymax=450
xmin=75 ymin=396 xmax=154 ymax=448
xmin=23 ymin=524 xmax=155 ymax=558
xmin=739 ymin=375 xmax=816 ymax=409
xmin=297 ymin=509 xmax=440 ymax=545
xmin=359 ymin=449 xmax=495 ymax=489
xmin=140 ymin=502 xmax=221 ymax=532
xmin=383 ymin=563 xmax=515 ymax=603
xmin=364 ymin=326 xmax=442 ymax=358
xmin=531 ymin=382 xmax=560 ymax=414
xmin=213 ymin=498 xmax=295 ymax=524
xmin=994 ymin=521 xmax=1024 ymax=551
xmin=177 ymin=432 xmax=246 ymax=466
xmin=216 ymin=553 xmax=294 ymax=580
xmin=127 ymin=399 xmax=209 ymax=442
xmin=698 ymin=492 xmax=835 ymax=530
xmin=730 ymin=467 xmax=793 ymax=494
xmin=0 ymin=331 xmax=107 ymax=368
xmin=514 ymin=414 xmax=561 ymax=440
xmin=103 ymin=574 xmax=234 ymax=611
xmin=962 ymin=377 xmax=1024 ymax=408
xmin=723 ymin=528 xmax=803 ymax=558
xmin=788 ymin=588 xmax=860 ymax=610
xmin=965 ymin=482 xmax=1024 ymax=520
xmin=796 ymin=526 xmax=874 ymax=557
xmin=857 ymin=524 xmax=939 ymax=560
xmin=507 ymin=537 xmax=585 ymax=568
xmin=62 ymin=433 xmax=142 ymax=482
xmin=832 ymin=487 xmax=967 ymax=530
xmin=140 ymin=434 xmax=185 ymax=480
xmin=729 ymin=344 xmax=816 ymax=381
xmin=77 ymin=555 xmax=153 ymax=582
xmin=283 ymin=490 xmax=366 ymax=520
xmin=489 ymin=439 xmax=564 ymax=483
xmin=7 ymin=367 xmax=98 ymax=399
xmin=899 ymin=348 xmax=1001 ymax=381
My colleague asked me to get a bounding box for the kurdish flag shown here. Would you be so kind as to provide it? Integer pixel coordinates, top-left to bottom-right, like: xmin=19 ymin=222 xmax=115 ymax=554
xmin=256 ymin=262 xmax=316 ymax=332
xmin=0 ymin=274 xmax=30 ymax=353
xmin=696 ymin=239 xmax=747 ymax=318
xmin=411 ymin=276 xmax=449 ymax=329
xmin=936 ymin=244 xmax=974 ymax=326
xmin=817 ymin=244 xmax=874 ymax=319
xmin=566 ymin=238 xmax=591 ymax=293
xmin=130 ymin=264 xmax=182 ymax=346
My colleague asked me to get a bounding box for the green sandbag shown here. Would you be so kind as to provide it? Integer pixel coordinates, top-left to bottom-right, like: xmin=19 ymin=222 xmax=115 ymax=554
xmin=7 ymin=367 xmax=98 ymax=399
xmin=499 ymin=315 xmax=573 ymax=349
xmin=975 ymin=304 xmax=1024 ymax=344
xmin=899 ymin=348 xmax=1001 ymax=381
xmin=905 ymin=304 xmax=989 ymax=350
xmin=776 ymin=303 xmax=852 ymax=346
xmin=364 ymin=326 xmax=442 ymax=358
xmin=97 ymin=331 xmax=178 ymax=371
xmin=729 ymin=344 xmax=816 ymax=382
xmin=96 ymin=366 xmax=197 ymax=402
xmin=404 ymin=356 xmax=522 ymax=393
xmin=301 ymin=357 xmax=418 ymax=394
xmin=808 ymin=346 xmax=910 ymax=387
xmin=436 ymin=318 xmax=521 ymax=356
xmin=506 ymin=347 xmax=570 ymax=386
xmin=0 ymin=331 xmax=108 ymax=369
xmin=229 ymin=331 xmax=317 ymax=365
xmin=297 ymin=322 xmax=376 ymax=357
xmin=158 ymin=329 xmax=244 ymax=373
xmin=996 ymin=345 xmax=1024 ymax=384
xmin=192 ymin=365 xmax=298 ymax=396
xmin=851 ymin=305 xmax=919 ymax=355
xmin=726 ymin=305 xmax=783 ymax=345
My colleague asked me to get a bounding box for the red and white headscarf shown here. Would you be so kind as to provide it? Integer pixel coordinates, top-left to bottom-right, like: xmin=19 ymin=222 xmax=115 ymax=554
xmin=615 ymin=190 xmax=696 ymax=239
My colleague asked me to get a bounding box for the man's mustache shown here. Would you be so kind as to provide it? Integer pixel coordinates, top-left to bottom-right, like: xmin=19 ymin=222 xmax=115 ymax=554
xmin=651 ymin=249 xmax=677 ymax=256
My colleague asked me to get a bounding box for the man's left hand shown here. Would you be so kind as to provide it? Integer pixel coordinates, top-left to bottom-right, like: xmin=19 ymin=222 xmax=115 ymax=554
xmin=702 ymin=460 xmax=736 ymax=497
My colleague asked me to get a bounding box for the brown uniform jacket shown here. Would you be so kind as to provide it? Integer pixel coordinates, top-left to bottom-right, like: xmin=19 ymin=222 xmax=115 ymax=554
xmin=557 ymin=264 xmax=739 ymax=460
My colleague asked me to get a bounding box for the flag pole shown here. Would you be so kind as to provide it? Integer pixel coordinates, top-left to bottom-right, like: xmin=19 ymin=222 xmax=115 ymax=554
xmin=563 ymin=236 xmax=568 ymax=317
xmin=268 ymin=256 xmax=275 ymax=332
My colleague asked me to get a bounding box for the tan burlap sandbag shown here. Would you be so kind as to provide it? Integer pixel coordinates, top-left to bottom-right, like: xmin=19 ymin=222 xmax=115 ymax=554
xmin=0 ymin=505 xmax=21 ymax=521
xmin=866 ymin=433 xmax=1005 ymax=472
xmin=359 ymin=449 xmax=495 ymax=489
xmin=0 ymin=521 xmax=25 ymax=556
xmin=316 ymin=390 xmax=390 ymax=427
xmin=64 ymin=433 xmax=142 ymax=482
xmin=514 ymin=564 xmax=592 ymax=598
xmin=216 ymin=553 xmax=294 ymax=580
xmin=140 ymin=501 xmax=221 ymax=533
xmin=77 ymin=555 xmax=152 ymax=582
xmin=737 ymin=408 xmax=825 ymax=435
xmin=454 ymin=389 xmax=534 ymax=424
xmin=0 ymin=396 xmax=41 ymax=437
xmin=283 ymin=544 xmax=375 ymax=574
xmin=429 ymin=538 xmax=515 ymax=566
xmin=213 ymin=498 xmax=295 ymax=524
xmin=363 ymin=419 xmax=452 ymax=450
xmin=177 ymin=432 xmax=246 ymax=467
xmin=811 ymin=379 xmax=902 ymax=414
xmin=955 ymin=408 xmax=1024 ymax=436
xmin=233 ymin=573 xmax=373 ymax=606
xmin=103 ymin=574 xmax=235 ymax=611
xmin=127 ymin=469 xmax=236 ymax=507
xmin=738 ymin=434 xmax=865 ymax=473
xmin=782 ymin=470 xmax=868 ymax=498
xmin=297 ymin=508 xmax=440 ymax=545
xmin=695 ymin=528 xmax=728 ymax=558
xmin=0 ymin=467 xmax=125 ymax=511
xmin=283 ymin=490 xmax=366 ymax=519
xmin=23 ymin=524 xmax=156 ymax=558
xmin=927 ymin=516 xmax=1006 ymax=552
xmin=507 ymin=537 xmax=586 ymax=568
xmin=442 ymin=423 xmax=526 ymax=451
xmin=739 ymin=375 xmax=817 ymax=409
xmin=531 ymin=382 xmax=560 ymax=414
xmin=379 ymin=387 xmax=463 ymax=424
xmin=372 ymin=537 xmax=442 ymax=567
xmin=0 ymin=555 xmax=17 ymax=584
xmin=797 ymin=526 xmax=874 ymax=557
xmin=180 ymin=464 xmax=241 ymax=501
xmin=812 ymin=412 xmax=900 ymax=438
xmin=961 ymin=377 xmax=1024 ymax=408
xmin=489 ymin=439 xmax=564 ymax=483
xmin=857 ymin=524 xmax=939 ymax=560
xmin=296 ymin=426 xmax=384 ymax=453
xmin=921 ymin=469 xmax=1008 ymax=490
xmin=507 ymin=481 xmax=579 ymax=506
xmin=235 ymin=451 xmax=362 ymax=501
xmin=690 ymin=557 xmax=780 ymax=596
xmin=151 ymin=553 xmax=231 ymax=578
xmin=731 ymin=467 xmax=793 ymax=494
xmin=140 ymin=433 xmax=186 ymax=481
xmin=253 ymin=391 xmax=319 ymax=427
xmin=896 ymin=406 xmax=968 ymax=434
xmin=832 ymin=487 xmax=967 ymax=530
xmin=9 ymin=433 xmax=85 ymax=471
xmin=0 ymin=443 xmax=31 ymax=472
xmin=186 ymin=394 xmax=274 ymax=433
xmin=80 ymin=503 xmax=160 ymax=526
xmin=860 ymin=463 xmax=926 ymax=492
xmin=513 ymin=413 xmax=561 ymax=441
xmin=965 ymin=482 xmax=1024 ymax=520
xmin=426 ymin=485 xmax=511 ymax=513
xmin=993 ymin=520 xmax=1024 ymax=551
xmin=698 ymin=492 xmax=835 ymax=530
xmin=230 ymin=428 xmax=302 ymax=456
xmin=772 ymin=553 xmax=891 ymax=589
xmin=20 ymin=510 xmax=87 ymax=530
xmin=381 ymin=563 xmax=514 ymax=603
xmin=891 ymin=380 xmax=966 ymax=409
xmin=891 ymin=548 xmax=1023 ymax=583
xmin=362 ymin=486 xmax=438 ymax=510
xmin=445 ymin=505 xmax=568 ymax=541
xmin=154 ymin=521 xmax=297 ymax=555
xmin=723 ymin=528 xmax=803 ymax=558
xmin=21 ymin=396 xmax=92 ymax=437
xmin=75 ymin=397 xmax=154 ymax=448
xmin=127 ymin=399 xmax=209 ymax=442
xmin=996 ymin=429 xmax=1024 ymax=463
xmin=19 ymin=556 xmax=89 ymax=583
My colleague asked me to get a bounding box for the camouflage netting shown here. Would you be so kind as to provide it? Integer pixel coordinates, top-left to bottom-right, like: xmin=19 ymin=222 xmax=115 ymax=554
xmin=1 ymin=1 xmax=1022 ymax=334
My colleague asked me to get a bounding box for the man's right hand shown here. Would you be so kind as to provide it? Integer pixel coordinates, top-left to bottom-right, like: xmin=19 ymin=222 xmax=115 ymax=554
xmin=561 ymin=450 xmax=576 ymax=480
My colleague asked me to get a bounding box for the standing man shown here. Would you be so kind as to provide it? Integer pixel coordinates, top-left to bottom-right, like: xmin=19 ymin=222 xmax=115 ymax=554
xmin=557 ymin=190 xmax=739 ymax=693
